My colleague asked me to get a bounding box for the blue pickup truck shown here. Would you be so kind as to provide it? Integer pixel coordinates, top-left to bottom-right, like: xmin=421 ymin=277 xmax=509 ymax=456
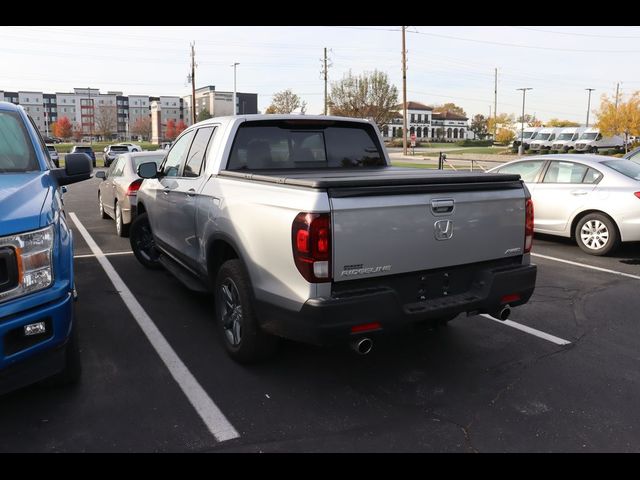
xmin=0 ymin=102 xmax=92 ymax=395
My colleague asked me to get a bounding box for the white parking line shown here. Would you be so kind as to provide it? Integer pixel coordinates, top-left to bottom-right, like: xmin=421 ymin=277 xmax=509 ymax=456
xmin=69 ymin=212 xmax=239 ymax=443
xmin=532 ymin=253 xmax=640 ymax=281
xmin=74 ymin=251 xmax=133 ymax=259
xmin=480 ymin=314 xmax=571 ymax=346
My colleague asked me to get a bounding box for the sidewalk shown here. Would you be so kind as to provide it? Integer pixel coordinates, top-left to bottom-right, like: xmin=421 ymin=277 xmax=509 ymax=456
xmin=388 ymin=151 xmax=517 ymax=170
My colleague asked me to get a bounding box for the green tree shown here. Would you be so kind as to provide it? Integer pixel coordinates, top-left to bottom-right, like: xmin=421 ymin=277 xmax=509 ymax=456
xmin=266 ymin=89 xmax=306 ymax=114
xmin=470 ymin=114 xmax=488 ymax=139
xmin=329 ymin=70 xmax=399 ymax=127
xmin=197 ymin=109 xmax=212 ymax=122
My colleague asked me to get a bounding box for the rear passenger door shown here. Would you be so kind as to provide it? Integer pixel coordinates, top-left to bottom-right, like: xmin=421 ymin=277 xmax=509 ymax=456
xmin=162 ymin=126 xmax=216 ymax=269
xmin=534 ymin=160 xmax=601 ymax=234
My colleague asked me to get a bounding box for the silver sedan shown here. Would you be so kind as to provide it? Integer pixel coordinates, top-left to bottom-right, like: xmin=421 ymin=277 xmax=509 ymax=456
xmin=489 ymin=154 xmax=640 ymax=255
xmin=96 ymin=151 xmax=166 ymax=237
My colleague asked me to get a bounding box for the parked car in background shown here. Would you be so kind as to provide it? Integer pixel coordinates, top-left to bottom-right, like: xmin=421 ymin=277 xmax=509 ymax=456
xmin=0 ymin=101 xmax=92 ymax=395
xmin=103 ymin=144 xmax=131 ymax=168
xmin=46 ymin=145 xmax=60 ymax=168
xmin=42 ymin=135 xmax=62 ymax=144
xmin=95 ymin=151 xmax=166 ymax=237
xmin=70 ymin=145 xmax=96 ymax=167
xmin=490 ymin=154 xmax=640 ymax=255
xmin=551 ymin=127 xmax=587 ymax=152
xmin=118 ymin=143 xmax=142 ymax=152
xmin=574 ymin=128 xmax=626 ymax=153
xmin=623 ymin=146 xmax=640 ymax=164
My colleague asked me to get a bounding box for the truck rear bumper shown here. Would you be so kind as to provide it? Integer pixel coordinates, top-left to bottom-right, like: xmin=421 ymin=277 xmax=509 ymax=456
xmin=258 ymin=262 xmax=537 ymax=346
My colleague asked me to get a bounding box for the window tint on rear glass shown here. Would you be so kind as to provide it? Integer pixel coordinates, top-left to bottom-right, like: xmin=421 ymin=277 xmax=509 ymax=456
xmin=602 ymin=160 xmax=640 ymax=180
xmin=226 ymin=121 xmax=384 ymax=170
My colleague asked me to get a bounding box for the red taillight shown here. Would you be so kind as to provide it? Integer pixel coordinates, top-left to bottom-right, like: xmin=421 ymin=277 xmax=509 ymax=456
xmin=292 ymin=212 xmax=331 ymax=283
xmin=524 ymin=198 xmax=534 ymax=254
xmin=501 ymin=294 xmax=521 ymax=304
xmin=351 ymin=322 xmax=382 ymax=334
xmin=127 ymin=179 xmax=143 ymax=196
xmin=635 ymin=192 xmax=640 ymax=199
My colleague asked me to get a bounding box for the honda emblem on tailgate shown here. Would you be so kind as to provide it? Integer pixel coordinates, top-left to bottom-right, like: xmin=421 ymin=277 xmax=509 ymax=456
xmin=434 ymin=220 xmax=453 ymax=240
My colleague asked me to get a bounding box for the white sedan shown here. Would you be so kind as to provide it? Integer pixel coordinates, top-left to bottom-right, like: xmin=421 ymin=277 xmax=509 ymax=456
xmin=489 ymin=154 xmax=640 ymax=255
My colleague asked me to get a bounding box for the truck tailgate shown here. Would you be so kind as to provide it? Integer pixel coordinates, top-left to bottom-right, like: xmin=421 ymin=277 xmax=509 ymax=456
xmin=330 ymin=176 xmax=526 ymax=282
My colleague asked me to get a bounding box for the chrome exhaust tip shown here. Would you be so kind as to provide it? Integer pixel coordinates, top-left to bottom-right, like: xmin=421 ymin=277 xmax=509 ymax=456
xmin=351 ymin=337 xmax=373 ymax=355
xmin=498 ymin=305 xmax=511 ymax=321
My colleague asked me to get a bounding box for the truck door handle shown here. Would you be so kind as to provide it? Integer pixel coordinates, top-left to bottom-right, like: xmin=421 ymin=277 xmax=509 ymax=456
xmin=163 ymin=187 xmax=170 ymax=195
xmin=186 ymin=189 xmax=196 ymax=197
xmin=431 ymin=199 xmax=455 ymax=214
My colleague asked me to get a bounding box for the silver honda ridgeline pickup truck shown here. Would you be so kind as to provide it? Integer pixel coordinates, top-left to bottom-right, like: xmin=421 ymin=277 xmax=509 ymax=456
xmin=131 ymin=115 xmax=537 ymax=363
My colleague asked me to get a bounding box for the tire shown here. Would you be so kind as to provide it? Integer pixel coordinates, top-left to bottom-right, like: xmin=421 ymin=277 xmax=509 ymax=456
xmin=129 ymin=212 xmax=162 ymax=269
xmin=42 ymin=321 xmax=82 ymax=387
xmin=591 ymin=146 xmax=598 ymax=154
xmin=215 ymin=259 xmax=278 ymax=363
xmin=115 ymin=202 xmax=129 ymax=237
xmin=575 ymin=213 xmax=620 ymax=256
xmin=98 ymin=193 xmax=109 ymax=219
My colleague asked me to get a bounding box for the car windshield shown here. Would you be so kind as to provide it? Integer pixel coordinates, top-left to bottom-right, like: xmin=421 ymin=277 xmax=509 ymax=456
xmin=227 ymin=120 xmax=385 ymax=170
xmin=602 ymin=160 xmax=640 ymax=180
xmin=557 ymin=133 xmax=574 ymax=140
xmin=580 ymin=133 xmax=598 ymax=140
xmin=75 ymin=146 xmax=92 ymax=151
xmin=536 ymin=133 xmax=551 ymax=141
xmin=0 ymin=110 xmax=39 ymax=172
xmin=47 ymin=145 xmax=56 ymax=151
xmin=111 ymin=146 xmax=129 ymax=152
xmin=522 ymin=131 xmax=535 ymax=139
xmin=133 ymin=154 xmax=165 ymax=170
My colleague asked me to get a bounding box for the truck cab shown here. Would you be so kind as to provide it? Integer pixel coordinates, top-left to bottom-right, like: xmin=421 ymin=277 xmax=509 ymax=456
xmin=0 ymin=102 xmax=92 ymax=395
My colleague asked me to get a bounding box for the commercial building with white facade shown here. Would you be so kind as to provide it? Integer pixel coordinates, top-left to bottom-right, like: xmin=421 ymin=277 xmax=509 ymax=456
xmin=382 ymin=101 xmax=470 ymax=141
xmin=182 ymin=85 xmax=258 ymax=126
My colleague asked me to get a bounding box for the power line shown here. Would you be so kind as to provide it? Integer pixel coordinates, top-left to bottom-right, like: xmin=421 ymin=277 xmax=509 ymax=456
xmin=407 ymin=29 xmax=640 ymax=53
xmin=510 ymin=26 xmax=640 ymax=39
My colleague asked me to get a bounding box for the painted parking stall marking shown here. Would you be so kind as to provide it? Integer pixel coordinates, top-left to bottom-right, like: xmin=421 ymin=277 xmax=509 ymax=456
xmin=69 ymin=212 xmax=239 ymax=443
xmin=74 ymin=251 xmax=133 ymax=259
xmin=532 ymin=253 xmax=640 ymax=281
xmin=480 ymin=314 xmax=571 ymax=346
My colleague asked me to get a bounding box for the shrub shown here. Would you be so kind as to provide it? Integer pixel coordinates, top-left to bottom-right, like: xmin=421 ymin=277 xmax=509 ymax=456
xmin=455 ymin=139 xmax=493 ymax=147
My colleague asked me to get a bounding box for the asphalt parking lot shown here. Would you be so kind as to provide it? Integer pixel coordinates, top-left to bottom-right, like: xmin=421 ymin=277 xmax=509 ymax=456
xmin=1 ymin=171 xmax=640 ymax=452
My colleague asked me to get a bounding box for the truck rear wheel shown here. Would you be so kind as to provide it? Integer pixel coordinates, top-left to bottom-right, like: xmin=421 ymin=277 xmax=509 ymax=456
xmin=215 ymin=259 xmax=278 ymax=363
xmin=130 ymin=212 xmax=162 ymax=269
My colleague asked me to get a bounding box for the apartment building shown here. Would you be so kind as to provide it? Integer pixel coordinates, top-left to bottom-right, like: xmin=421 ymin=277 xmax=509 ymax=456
xmin=182 ymin=85 xmax=258 ymax=126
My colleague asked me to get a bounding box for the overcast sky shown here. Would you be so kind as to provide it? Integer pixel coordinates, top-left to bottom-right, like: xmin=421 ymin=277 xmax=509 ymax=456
xmin=1 ymin=26 xmax=639 ymax=122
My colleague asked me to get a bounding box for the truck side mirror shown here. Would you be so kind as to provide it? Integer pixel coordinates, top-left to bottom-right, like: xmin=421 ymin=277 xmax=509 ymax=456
xmin=51 ymin=153 xmax=93 ymax=186
xmin=138 ymin=161 xmax=158 ymax=179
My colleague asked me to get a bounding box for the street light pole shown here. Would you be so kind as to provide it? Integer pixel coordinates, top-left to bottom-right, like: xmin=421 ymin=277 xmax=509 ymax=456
xmin=585 ymin=88 xmax=595 ymax=127
xmin=517 ymin=88 xmax=532 ymax=155
xmin=231 ymin=62 xmax=240 ymax=115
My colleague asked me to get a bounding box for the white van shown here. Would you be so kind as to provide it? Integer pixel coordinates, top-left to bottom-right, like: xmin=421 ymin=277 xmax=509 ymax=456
xmin=513 ymin=126 xmax=542 ymax=151
xmin=574 ymin=128 xmax=626 ymax=153
xmin=550 ymin=127 xmax=587 ymax=152
xmin=529 ymin=127 xmax=563 ymax=152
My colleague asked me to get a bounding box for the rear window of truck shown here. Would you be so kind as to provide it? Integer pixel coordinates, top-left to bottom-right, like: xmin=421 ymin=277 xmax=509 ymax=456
xmin=227 ymin=120 xmax=385 ymax=170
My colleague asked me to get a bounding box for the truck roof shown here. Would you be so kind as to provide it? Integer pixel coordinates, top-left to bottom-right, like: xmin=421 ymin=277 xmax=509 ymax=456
xmin=0 ymin=101 xmax=22 ymax=112
xmin=192 ymin=114 xmax=375 ymax=131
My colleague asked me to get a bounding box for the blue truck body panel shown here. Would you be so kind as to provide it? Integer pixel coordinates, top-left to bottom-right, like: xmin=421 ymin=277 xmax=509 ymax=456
xmin=0 ymin=101 xmax=81 ymax=394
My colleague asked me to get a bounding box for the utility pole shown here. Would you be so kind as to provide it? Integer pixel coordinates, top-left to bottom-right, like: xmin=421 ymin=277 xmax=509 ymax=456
xmin=615 ymin=83 xmax=620 ymax=110
xmin=585 ymin=88 xmax=595 ymax=127
xmin=88 ymin=87 xmax=93 ymax=145
xmin=324 ymin=48 xmax=328 ymax=115
xmin=494 ymin=68 xmax=498 ymax=142
xmin=231 ymin=62 xmax=240 ymax=115
xmin=190 ymin=42 xmax=197 ymax=125
xmin=517 ymin=88 xmax=532 ymax=155
xmin=402 ymin=26 xmax=408 ymax=156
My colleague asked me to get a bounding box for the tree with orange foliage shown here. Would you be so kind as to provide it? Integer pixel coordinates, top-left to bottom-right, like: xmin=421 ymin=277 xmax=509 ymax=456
xmin=596 ymin=91 xmax=640 ymax=153
xmin=53 ymin=116 xmax=73 ymax=140
xmin=175 ymin=120 xmax=187 ymax=136
xmin=166 ymin=119 xmax=177 ymax=140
